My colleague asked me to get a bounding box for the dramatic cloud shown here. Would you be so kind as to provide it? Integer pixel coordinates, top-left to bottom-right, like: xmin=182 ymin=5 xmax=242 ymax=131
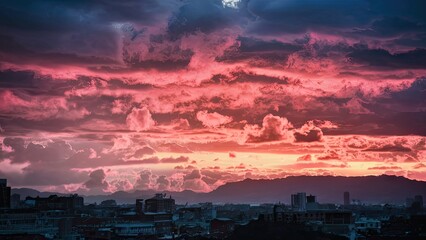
xmin=126 ymin=107 xmax=156 ymax=131
xmin=244 ymin=114 xmax=293 ymax=143
xmin=0 ymin=0 xmax=425 ymax=192
xmin=84 ymin=169 xmax=109 ymax=190
xmin=134 ymin=170 xmax=153 ymax=190
xmin=133 ymin=146 xmax=156 ymax=157
xmin=196 ymin=110 xmax=233 ymax=128
xmin=297 ymin=154 xmax=312 ymax=162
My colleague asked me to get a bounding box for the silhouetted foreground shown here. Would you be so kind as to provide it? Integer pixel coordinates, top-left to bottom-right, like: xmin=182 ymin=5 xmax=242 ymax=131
xmin=1 ymin=178 xmax=425 ymax=239
xmin=228 ymin=221 xmax=347 ymax=240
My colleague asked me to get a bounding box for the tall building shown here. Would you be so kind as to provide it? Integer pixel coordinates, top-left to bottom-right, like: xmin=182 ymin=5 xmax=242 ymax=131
xmin=291 ymin=192 xmax=306 ymax=211
xmin=0 ymin=179 xmax=11 ymax=209
xmin=306 ymin=195 xmax=316 ymax=203
xmin=344 ymin=192 xmax=350 ymax=205
xmin=136 ymin=199 xmax=144 ymax=215
xmin=10 ymin=193 xmax=20 ymax=209
xmin=144 ymin=193 xmax=175 ymax=213
xmin=306 ymin=194 xmax=319 ymax=210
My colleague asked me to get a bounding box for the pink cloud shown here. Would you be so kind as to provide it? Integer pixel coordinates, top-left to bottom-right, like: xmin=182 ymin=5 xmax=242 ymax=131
xmin=294 ymin=121 xmax=324 ymax=142
xmin=156 ymin=143 xmax=193 ymax=153
xmin=368 ymin=165 xmax=402 ymax=170
xmin=196 ymin=110 xmax=233 ymax=128
xmin=134 ymin=170 xmax=153 ymax=190
xmin=171 ymin=118 xmax=191 ymax=130
xmin=155 ymin=175 xmax=170 ymax=191
xmin=0 ymin=2 xmax=426 ymax=192
xmin=284 ymin=161 xmax=348 ymax=170
xmin=344 ymin=98 xmax=373 ymax=115
xmin=317 ymin=150 xmax=340 ymax=160
xmin=244 ymin=114 xmax=294 ymax=143
xmin=0 ymin=90 xmax=90 ymax=120
xmin=110 ymin=179 xmax=134 ymax=192
xmin=133 ymin=146 xmax=156 ymax=158
xmin=126 ymin=107 xmax=155 ymax=131
xmin=413 ymin=163 xmax=426 ymax=169
xmin=83 ymin=169 xmax=110 ymax=193
xmin=111 ymin=99 xmax=130 ymax=114
xmin=184 ymin=169 xmax=202 ymax=180
xmin=297 ymin=154 xmax=312 ymax=161
xmin=160 ymin=156 xmax=189 ymax=163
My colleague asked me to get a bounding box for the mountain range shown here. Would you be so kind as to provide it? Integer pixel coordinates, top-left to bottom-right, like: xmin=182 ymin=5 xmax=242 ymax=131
xmin=12 ymin=175 xmax=426 ymax=205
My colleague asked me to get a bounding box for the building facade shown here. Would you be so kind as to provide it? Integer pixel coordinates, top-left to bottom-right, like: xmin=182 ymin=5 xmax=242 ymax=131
xmin=0 ymin=179 xmax=11 ymax=209
xmin=291 ymin=192 xmax=307 ymax=211
xmin=144 ymin=193 xmax=175 ymax=213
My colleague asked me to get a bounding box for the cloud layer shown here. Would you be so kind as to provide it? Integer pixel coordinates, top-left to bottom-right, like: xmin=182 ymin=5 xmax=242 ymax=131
xmin=0 ymin=0 xmax=425 ymax=193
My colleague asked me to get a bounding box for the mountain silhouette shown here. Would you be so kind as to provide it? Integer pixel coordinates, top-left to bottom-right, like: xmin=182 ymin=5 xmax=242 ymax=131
xmin=12 ymin=175 xmax=426 ymax=205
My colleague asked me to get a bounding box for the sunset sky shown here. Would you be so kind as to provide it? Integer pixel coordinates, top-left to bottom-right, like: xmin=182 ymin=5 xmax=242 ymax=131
xmin=0 ymin=0 xmax=425 ymax=194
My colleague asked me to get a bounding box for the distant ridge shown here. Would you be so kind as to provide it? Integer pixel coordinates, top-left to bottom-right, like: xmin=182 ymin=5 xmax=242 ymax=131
xmin=12 ymin=175 xmax=426 ymax=205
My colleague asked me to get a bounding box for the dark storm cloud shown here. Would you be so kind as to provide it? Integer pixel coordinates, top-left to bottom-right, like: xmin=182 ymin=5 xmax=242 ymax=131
xmin=367 ymin=0 xmax=426 ymax=23
xmin=390 ymin=78 xmax=426 ymax=105
xmin=2 ymin=0 xmax=426 ymax=189
xmin=167 ymin=0 xmax=248 ymax=39
xmin=0 ymin=69 xmax=96 ymax=96
xmin=245 ymin=0 xmax=426 ymax=37
xmin=84 ymin=169 xmax=109 ymax=189
xmin=216 ymin=36 xmax=302 ymax=65
xmin=394 ymin=32 xmax=426 ymax=49
xmin=0 ymin=0 xmax=174 ymax=56
xmin=294 ymin=129 xmax=323 ymax=143
xmin=0 ymin=34 xmax=117 ymax=67
xmin=0 ymin=136 xmax=194 ymax=187
xmin=364 ymin=144 xmax=412 ymax=153
xmin=355 ymin=78 xmax=426 ymax=136
xmin=347 ymin=48 xmax=426 ymax=70
xmin=210 ymin=70 xmax=289 ymax=85
xmin=0 ymin=138 xmax=88 ymax=186
xmin=245 ymin=0 xmax=371 ymax=34
xmin=2 ymin=138 xmax=75 ymax=164
xmin=353 ymin=17 xmax=426 ymax=38
xmin=1 ymin=0 xmax=426 ymax=73
xmin=0 ymin=70 xmax=36 ymax=89
xmin=133 ymin=146 xmax=156 ymax=158
xmin=122 ymin=48 xmax=194 ymax=71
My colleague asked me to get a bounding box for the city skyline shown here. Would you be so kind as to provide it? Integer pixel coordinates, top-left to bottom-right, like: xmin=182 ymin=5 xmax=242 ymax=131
xmin=0 ymin=0 xmax=425 ymax=195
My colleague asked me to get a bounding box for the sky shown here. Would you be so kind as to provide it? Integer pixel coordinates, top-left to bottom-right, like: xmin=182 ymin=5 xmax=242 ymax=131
xmin=0 ymin=0 xmax=425 ymax=194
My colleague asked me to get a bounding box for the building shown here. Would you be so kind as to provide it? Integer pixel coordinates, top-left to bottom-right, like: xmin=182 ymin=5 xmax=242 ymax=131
xmin=10 ymin=194 xmax=20 ymax=209
xmin=291 ymin=192 xmax=306 ymax=211
xmin=0 ymin=179 xmax=11 ymax=209
xmin=114 ymin=223 xmax=155 ymax=237
xmin=210 ymin=218 xmax=235 ymax=238
xmin=140 ymin=212 xmax=174 ymax=235
xmin=307 ymin=195 xmax=316 ymax=203
xmin=0 ymin=209 xmax=66 ymax=236
xmin=135 ymin=199 xmax=144 ymax=215
xmin=272 ymin=209 xmax=353 ymax=225
xmin=344 ymin=192 xmax=350 ymax=206
xmin=306 ymin=195 xmax=320 ymax=210
xmin=355 ymin=217 xmax=381 ymax=234
xmin=178 ymin=206 xmax=202 ymax=222
xmin=144 ymin=193 xmax=175 ymax=213
xmin=25 ymin=194 xmax=83 ymax=212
